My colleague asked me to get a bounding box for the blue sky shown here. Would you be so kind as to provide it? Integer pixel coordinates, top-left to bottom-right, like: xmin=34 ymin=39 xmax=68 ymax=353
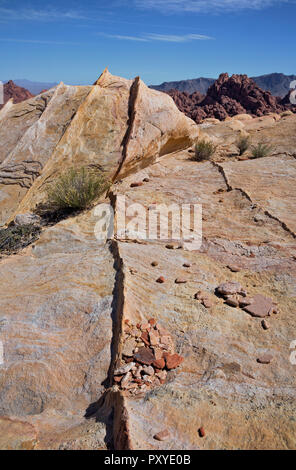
xmin=0 ymin=0 xmax=295 ymax=85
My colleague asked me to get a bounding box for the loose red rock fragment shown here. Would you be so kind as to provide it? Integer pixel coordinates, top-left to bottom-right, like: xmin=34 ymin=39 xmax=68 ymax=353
xmin=148 ymin=318 xmax=157 ymax=326
xmin=154 ymin=429 xmax=170 ymax=441
xmin=164 ymin=353 xmax=184 ymax=370
xmin=156 ymin=276 xmax=165 ymax=284
xmin=134 ymin=379 xmax=142 ymax=385
xmin=153 ymin=358 xmax=165 ymax=369
xmin=257 ymin=354 xmax=273 ymax=364
xmin=262 ymin=320 xmax=270 ymax=330
xmin=140 ymin=322 xmax=151 ymax=331
xmin=149 ymin=330 xmax=159 ymax=346
xmin=151 ymin=261 xmax=158 ymax=267
xmin=141 ymin=331 xmax=150 ymax=346
xmin=225 ymin=295 xmax=240 ymax=307
xmin=175 ymin=278 xmax=187 ymax=284
xmin=198 ymin=427 xmax=206 ymax=438
xmin=227 ymin=265 xmax=241 ymax=272
xmin=243 ymin=294 xmax=274 ymax=318
xmin=134 ymin=347 xmax=155 ymax=365
xmin=130 ymin=182 xmax=143 ymax=188
xmin=217 ymin=282 xmax=243 ymax=296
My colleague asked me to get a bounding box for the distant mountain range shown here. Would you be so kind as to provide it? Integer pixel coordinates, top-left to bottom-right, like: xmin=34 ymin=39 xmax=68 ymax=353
xmin=2 ymin=73 xmax=295 ymax=98
xmin=151 ymin=73 xmax=296 ymax=98
xmin=1 ymin=79 xmax=58 ymax=95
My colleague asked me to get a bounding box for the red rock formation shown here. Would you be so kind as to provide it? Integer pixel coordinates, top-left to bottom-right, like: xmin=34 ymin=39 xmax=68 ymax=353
xmin=0 ymin=80 xmax=34 ymax=110
xmin=166 ymin=73 xmax=296 ymax=124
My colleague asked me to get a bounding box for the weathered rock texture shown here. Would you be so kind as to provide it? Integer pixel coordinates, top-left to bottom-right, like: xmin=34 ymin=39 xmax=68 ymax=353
xmin=0 ymin=70 xmax=296 ymax=450
xmin=0 ymin=69 xmax=197 ymax=227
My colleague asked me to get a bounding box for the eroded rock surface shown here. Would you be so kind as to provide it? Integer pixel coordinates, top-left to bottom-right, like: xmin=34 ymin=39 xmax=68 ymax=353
xmin=0 ymin=210 xmax=116 ymax=449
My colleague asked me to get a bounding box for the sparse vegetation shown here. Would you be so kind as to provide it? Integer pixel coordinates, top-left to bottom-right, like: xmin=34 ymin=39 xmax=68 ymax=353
xmin=0 ymin=224 xmax=41 ymax=255
xmin=193 ymin=139 xmax=217 ymax=161
xmin=45 ymin=167 xmax=109 ymax=212
xmin=236 ymin=136 xmax=250 ymax=155
xmin=251 ymin=142 xmax=274 ymax=159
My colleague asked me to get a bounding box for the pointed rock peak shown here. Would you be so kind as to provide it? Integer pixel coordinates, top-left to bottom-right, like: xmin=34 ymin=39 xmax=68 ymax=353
xmin=93 ymin=67 xmax=110 ymax=86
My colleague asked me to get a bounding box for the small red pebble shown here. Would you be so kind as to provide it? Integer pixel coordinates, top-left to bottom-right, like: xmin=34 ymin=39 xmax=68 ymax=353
xmin=227 ymin=265 xmax=241 ymax=273
xmin=164 ymin=353 xmax=184 ymax=370
xmin=151 ymin=261 xmax=158 ymax=267
xmin=257 ymin=354 xmax=273 ymax=364
xmin=130 ymin=182 xmax=143 ymax=188
xmin=148 ymin=318 xmax=157 ymax=326
xmin=140 ymin=323 xmax=151 ymax=331
xmin=124 ymin=319 xmax=130 ymax=325
xmin=154 ymin=429 xmax=170 ymax=441
xmin=141 ymin=331 xmax=150 ymax=346
xmin=134 ymin=379 xmax=142 ymax=385
xmin=153 ymin=358 xmax=166 ymax=369
xmin=198 ymin=427 xmax=206 ymax=438
xmin=156 ymin=276 xmax=165 ymax=284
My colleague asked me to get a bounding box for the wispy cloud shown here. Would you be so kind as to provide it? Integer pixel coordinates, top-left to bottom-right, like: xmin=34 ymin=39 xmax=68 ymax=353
xmin=0 ymin=7 xmax=86 ymax=22
xmin=99 ymin=32 xmax=213 ymax=42
xmin=100 ymin=33 xmax=149 ymax=42
xmin=0 ymin=38 xmax=82 ymax=46
xmin=134 ymin=0 xmax=291 ymax=13
xmin=146 ymin=33 xmax=213 ymax=42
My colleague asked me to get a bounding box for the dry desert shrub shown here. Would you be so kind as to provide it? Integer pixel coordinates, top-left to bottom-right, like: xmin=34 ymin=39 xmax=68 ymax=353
xmin=46 ymin=167 xmax=109 ymax=211
xmin=193 ymin=139 xmax=217 ymax=161
xmin=251 ymin=142 xmax=274 ymax=159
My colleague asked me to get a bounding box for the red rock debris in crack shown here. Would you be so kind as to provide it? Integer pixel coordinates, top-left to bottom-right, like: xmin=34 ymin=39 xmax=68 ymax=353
xmin=114 ymin=320 xmax=184 ymax=396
